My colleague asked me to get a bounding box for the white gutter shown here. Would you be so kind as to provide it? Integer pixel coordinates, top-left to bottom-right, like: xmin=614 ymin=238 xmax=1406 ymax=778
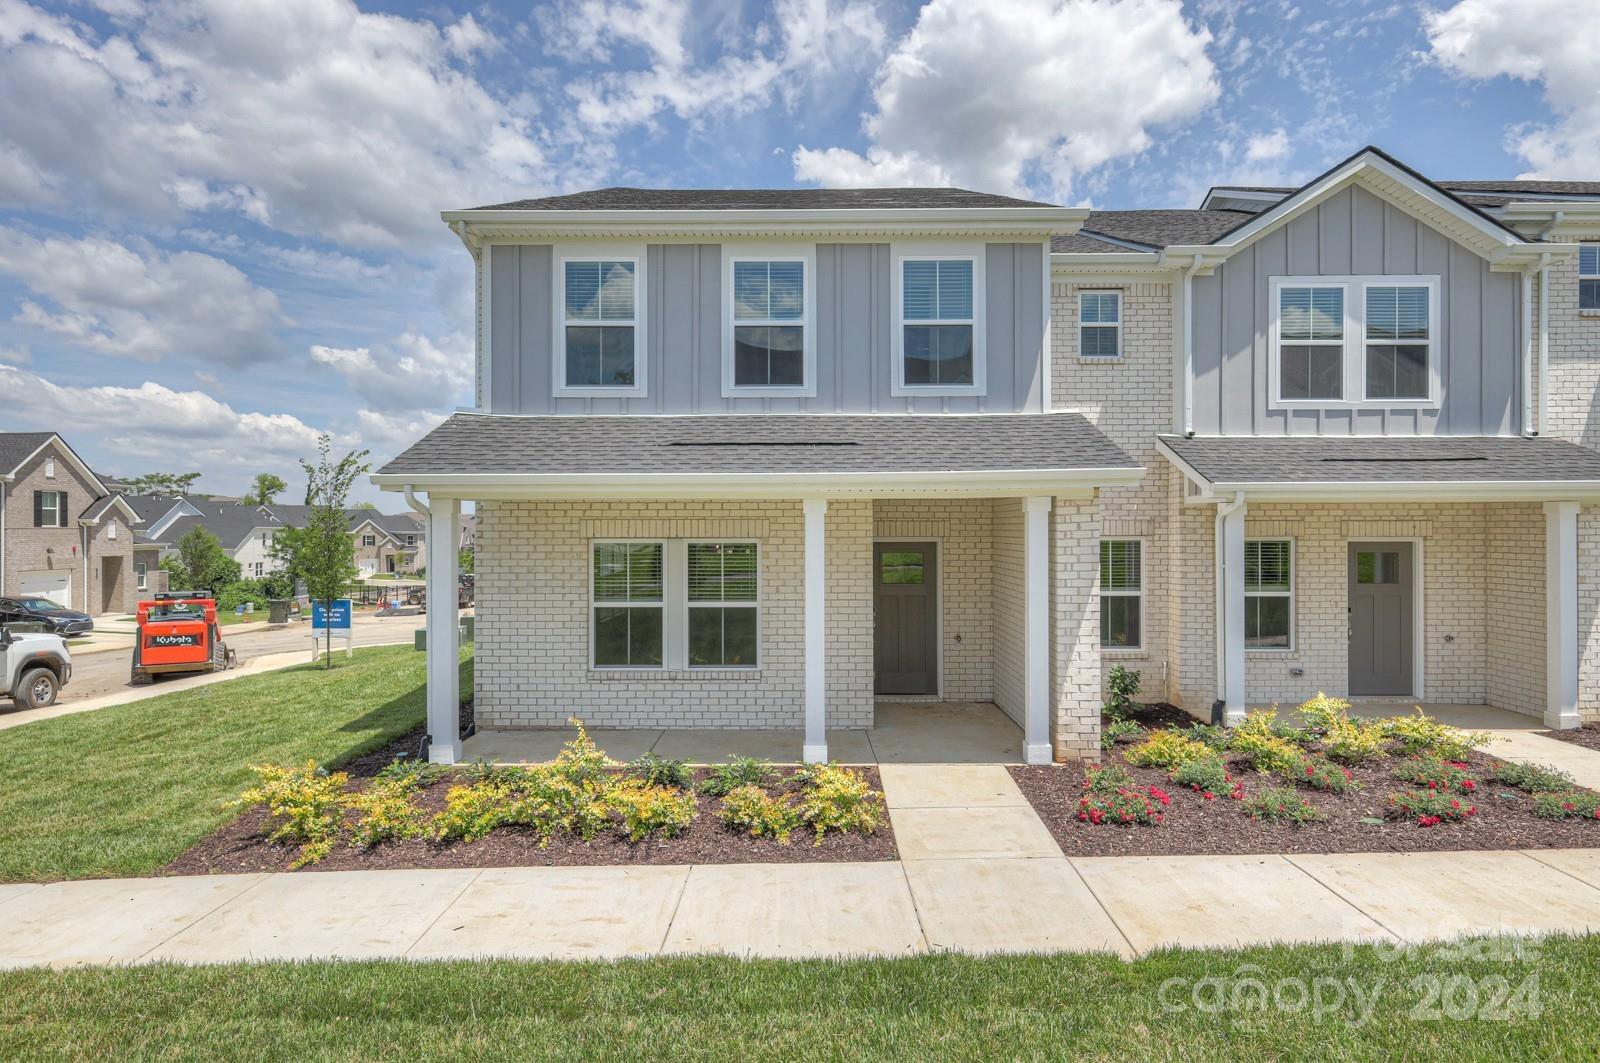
xmin=1213 ymin=492 xmax=1246 ymax=704
xmin=1522 ymin=267 xmax=1535 ymax=436
xmin=1181 ymin=256 xmax=1206 ymax=436
xmin=1538 ymin=251 xmax=1553 ymax=436
xmin=404 ymin=486 xmax=430 ymax=517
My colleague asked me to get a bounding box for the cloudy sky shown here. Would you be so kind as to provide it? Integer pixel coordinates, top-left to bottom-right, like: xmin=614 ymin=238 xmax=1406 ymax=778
xmin=0 ymin=0 xmax=1592 ymax=503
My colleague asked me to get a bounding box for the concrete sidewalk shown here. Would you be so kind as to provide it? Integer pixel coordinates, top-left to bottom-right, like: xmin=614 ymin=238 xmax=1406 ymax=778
xmin=3 ymin=762 xmax=1598 ymax=969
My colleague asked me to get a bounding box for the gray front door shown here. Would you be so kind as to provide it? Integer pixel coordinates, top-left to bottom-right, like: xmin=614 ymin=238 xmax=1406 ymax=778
xmin=1348 ymin=542 xmax=1414 ymax=696
xmin=874 ymin=541 xmax=938 ymax=695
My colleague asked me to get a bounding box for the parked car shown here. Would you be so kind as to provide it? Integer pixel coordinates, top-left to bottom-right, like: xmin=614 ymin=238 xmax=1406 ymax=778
xmin=0 ymin=597 xmax=94 ymax=637
xmin=0 ymin=625 xmax=72 ymax=708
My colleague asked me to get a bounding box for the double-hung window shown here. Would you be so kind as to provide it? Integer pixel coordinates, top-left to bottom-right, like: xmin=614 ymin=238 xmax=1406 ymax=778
xmin=896 ymin=255 xmax=982 ymax=394
xmin=1079 ymin=291 xmax=1121 ymax=359
xmin=1271 ymin=276 xmax=1439 ymax=407
xmin=558 ymin=256 xmax=644 ymax=395
xmin=362 ymin=534 xmax=376 ymax=547
xmin=33 ymin=490 xmax=67 ymax=528
xmin=1099 ymin=539 xmax=1142 ymax=649
xmin=1364 ymin=285 xmax=1431 ymax=400
xmin=1277 ymin=285 xmax=1345 ymax=400
xmin=592 ymin=541 xmax=758 ymax=670
xmin=1244 ymin=539 xmax=1293 ymax=650
xmin=136 ymin=563 xmax=148 ymax=591
xmin=727 ymin=257 xmax=812 ymax=394
xmin=1581 ymin=244 xmax=1600 ymax=311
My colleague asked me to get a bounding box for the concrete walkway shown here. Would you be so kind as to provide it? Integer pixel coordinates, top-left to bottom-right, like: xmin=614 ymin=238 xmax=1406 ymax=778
xmin=4 ymin=762 xmax=1599 ymax=969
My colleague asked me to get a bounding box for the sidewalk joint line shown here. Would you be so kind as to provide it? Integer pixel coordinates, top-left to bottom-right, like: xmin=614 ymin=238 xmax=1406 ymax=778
xmin=402 ymin=869 xmax=484 ymax=957
xmin=658 ymin=864 xmax=694 ymax=956
xmin=895 ymin=859 xmax=933 ymax=955
xmin=133 ymin=872 xmax=274 ymax=963
xmin=1063 ymin=857 xmax=1139 ymax=959
xmin=1280 ymin=854 xmax=1406 ymax=944
xmin=1519 ymin=849 xmax=1600 ymax=895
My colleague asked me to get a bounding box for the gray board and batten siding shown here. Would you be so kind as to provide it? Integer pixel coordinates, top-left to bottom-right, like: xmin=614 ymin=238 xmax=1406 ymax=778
xmin=486 ymin=242 xmax=1047 ymax=415
xmin=1189 ymin=184 xmax=1526 ymax=437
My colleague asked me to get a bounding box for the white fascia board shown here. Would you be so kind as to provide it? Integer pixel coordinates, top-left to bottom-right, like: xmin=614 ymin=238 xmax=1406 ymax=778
xmin=1208 ymin=481 xmax=1600 ymax=503
xmin=1051 ymin=252 xmax=1175 ymax=276
xmin=443 ymin=206 xmax=1087 ymax=241
xmin=372 ymin=466 xmax=1143 ymax=500
xmin=9 ymin=435 xmax=107 ymax=495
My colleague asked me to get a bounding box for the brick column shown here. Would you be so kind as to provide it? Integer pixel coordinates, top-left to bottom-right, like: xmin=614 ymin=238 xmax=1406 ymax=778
xmin=1049 ymin=493 xmax=1101 ymax=761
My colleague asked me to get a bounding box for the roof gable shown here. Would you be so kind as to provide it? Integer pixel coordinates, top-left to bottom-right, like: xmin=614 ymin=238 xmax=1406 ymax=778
xmin=0 ymin=433 xmax=107 ymax=494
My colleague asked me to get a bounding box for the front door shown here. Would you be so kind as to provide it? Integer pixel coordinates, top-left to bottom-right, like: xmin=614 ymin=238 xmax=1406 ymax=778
xmin=1348 ymin=542 xmax=1414 ymax=696
xmin=874 ymin=541 xmax=938 ymax=695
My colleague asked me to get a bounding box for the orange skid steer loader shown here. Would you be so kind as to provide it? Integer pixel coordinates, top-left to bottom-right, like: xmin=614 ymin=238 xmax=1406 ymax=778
xmin=131 ymin=591 xmax=237 ymax=685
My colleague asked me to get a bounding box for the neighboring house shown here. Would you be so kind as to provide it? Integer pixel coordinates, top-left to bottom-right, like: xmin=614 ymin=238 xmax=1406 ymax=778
xmin=150 ymin=500 xmax=425 ymax=578
xmin=0 ymin=433 xmax=144 ymax=616
xmin=378 ymin=148 xmax=1600 ymax=767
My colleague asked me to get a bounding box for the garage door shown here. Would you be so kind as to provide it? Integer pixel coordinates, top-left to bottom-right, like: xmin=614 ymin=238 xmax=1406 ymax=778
xmin=20 ymin=570 xmax=71 ymax=609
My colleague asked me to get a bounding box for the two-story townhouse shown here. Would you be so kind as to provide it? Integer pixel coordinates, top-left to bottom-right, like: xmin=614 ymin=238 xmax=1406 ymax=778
xmin=153 ymin=502 xmax=427 ymax=580
xmin=0 ymin=433 xmax=144 ymax=616
xmin=377 ymin=188 xmax=1144 ymax=764
xmin=1052 ymin=146 xmax=1600 ymax=735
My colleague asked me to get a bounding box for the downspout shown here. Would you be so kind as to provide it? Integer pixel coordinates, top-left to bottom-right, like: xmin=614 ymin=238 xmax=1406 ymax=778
xmin=1213 ymin=492 xmax=1246 ymax=706
xmin=81 ymin=525 xmax=90 ymax=614
xmin=404 ymin=485 xmax=430 ymax=518
xmin=1522 ymin=266 xmax=1535 ymax=437
xmin=1181 ymin=256 xmax=1206 ymax=436
xmin=1537 ymin=251 xmax=1552 ymax=436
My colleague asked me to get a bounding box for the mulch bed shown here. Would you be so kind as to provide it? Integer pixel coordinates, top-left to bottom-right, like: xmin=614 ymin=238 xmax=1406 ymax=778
xmin=1538 ymin=723 xmax=1600 ymax=752
xmin=1010 ymin=710 xmax=1600 ymax=858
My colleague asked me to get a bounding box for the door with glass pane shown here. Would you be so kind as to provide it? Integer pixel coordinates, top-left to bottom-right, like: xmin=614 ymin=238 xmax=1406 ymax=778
xmin=874 ymin=542 xmax=938 ymax=695
xmin=1348 ymin=542 xmax=1414 ymax=696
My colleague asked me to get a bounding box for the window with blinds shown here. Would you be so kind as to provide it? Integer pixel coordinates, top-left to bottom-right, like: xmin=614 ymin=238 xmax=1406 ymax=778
xmin=592 ymin=542 xmax=664 ymax=667
xmin=1581 ymin=244 xmax=1600 ymax=311
xmin=732 ymin=260 xmax=806 ymax=389
xmin=591 ymin=541 xmax=758 ymax=669
xmin=1244 ymin=539 xmax=1293 ymax=649
xmin=562 ymin=258 xmax=639 ymax=389
xmin=1364 ymin=285 xmax=1430 ymax=399
xmin=900 ymin=258 xmax=975 ymax=387
xmin=1099 ymin=539 xmax=1142 ymax=649
xmin=1278 ymin=285 xmax=1344 ymax=400
xmin=687 ymin=543 xmax=758 ymax=667
xmin=1079 ymin=291 xmax=1121 ymax=359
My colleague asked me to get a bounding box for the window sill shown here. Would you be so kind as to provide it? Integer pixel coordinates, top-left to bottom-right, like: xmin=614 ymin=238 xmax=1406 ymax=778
xmin=1246 ymin=650 xmax=1298 ymax=659
xmin=1580 ymin=309 xmax=1600 ymax=318
xmin=720 ymin=385 xmax=819 ymax=399
xmin=1102 ymin=648 xmax=1147 ymax=660
xmin=588 ymin=669 xmax=762 ymax=682
xmin=1076 ymin=356 xmax=1124 ymax=365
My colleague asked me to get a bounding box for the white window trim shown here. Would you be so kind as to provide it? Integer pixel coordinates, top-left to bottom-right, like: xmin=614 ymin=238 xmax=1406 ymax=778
xmin=890 ymin=244 xmax=987 ymax=397
xmin=1078 ymin=289 xmax=1122 ymax=360
xmin=1267 ymin=275 xmax=1442 ymax=411
xmin=1098 ymin=537 xmax=1144 ymax=651
xmin=362 ymin=534 xmax=376 ymax=547
xmin=136 ymin=563 xmax=148 ymax=591
xmin=1580 ymin=244 xmax=1600 ymax=311
xmin=39 ymin=490 xmax=67 ymax=528
xmin=553 ymin=245 xmax=649 ymax=399
xmin=589 ymin=539 xmax=760 ymax=671
xmin=721 ymin=244 xmax=817 ymax=398
xmin=1244 ymin=537 xmax=1295 ymax=653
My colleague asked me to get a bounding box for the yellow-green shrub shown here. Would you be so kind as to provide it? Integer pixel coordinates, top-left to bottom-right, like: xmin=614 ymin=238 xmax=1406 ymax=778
xmin=606 ymin=780 xmax=697 ymax=841
xmin=1380 ymin=708 xmax=1490 ymax=760
xmin=1124 ymin=729 xmax=1211 ymax=769
xmin=346 ymin=780 xmax=426 ymax=849
xmin=432 ymin=780 xmax=518 ymax=842
xmin=1233 ymin=713 xmax=1306 ymax=776
xmin=1297 ymin=693 xmax=1353 ymax=735
xmin=720 ymin=784 xmax=800 ymax=843
xmin=553 ymin=717 xmax=613 ymax=786
xmin=797 ymin=764 xmax=885 ymax=845
xmin=234 ymin=760 xmax=349 ymax=868
xmin=1296 ymin=695 xmax=1385 ymax=764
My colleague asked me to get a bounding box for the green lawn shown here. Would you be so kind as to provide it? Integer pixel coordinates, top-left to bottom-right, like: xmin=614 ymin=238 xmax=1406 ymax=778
xmin=0 ymin=645 xmax=471 ymax=882
xmin=2 ymin=935 xmax=1596 ymax=1060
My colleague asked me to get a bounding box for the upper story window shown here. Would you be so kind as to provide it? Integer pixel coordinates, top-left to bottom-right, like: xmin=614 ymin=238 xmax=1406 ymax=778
xmin=1580 ymin=244 xmax=1599 ymax=310
xmin=724 ymin=252 xmax=815 ymax=396
xmin=362 ymin=534 xmax=376 ymax=547
xmin=1079 ymin=291 xmax=1121 ymax=359
xmin=1269 ymin=276 xmax=1439 ymax=409
xmin=556 ymin=254 xmax=646 ymax=397
xmin=34 ymin=490 xmax=68 ymax=528
xmin=893 ymin=253 xmax=985 ymax=396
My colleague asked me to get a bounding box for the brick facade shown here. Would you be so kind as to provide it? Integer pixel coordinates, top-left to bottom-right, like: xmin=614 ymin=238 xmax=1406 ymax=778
xmin=2 ymin=440 xmax=134 ymax=616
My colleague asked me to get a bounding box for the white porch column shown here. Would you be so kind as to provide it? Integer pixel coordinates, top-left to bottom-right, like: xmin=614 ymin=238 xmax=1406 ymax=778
xmin=426 ymin=497 xmax=462 ymax=764
xmin=1023 ymin=496 xmax=1053 ymax=764
xmin=802 ymin=498 xmax=828 ymax=763
xmin=1218 ymin=496 xmax=1247 ymax=725
xmin=1545 ymin=500 xmax=1580 ymax=730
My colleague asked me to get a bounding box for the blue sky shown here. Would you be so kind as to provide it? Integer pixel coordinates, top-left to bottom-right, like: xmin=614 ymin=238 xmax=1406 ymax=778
xmin=0 ymin=0 xmax=1592 ymax=504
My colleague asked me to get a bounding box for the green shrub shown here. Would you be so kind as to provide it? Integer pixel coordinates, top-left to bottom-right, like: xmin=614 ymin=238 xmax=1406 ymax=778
xmin=346 ymin=779 xmax=427 ymax=850
xmin=700 ymin=756 xmax=778 ymax=797
xmin=1393 ymin=756 xmax=1479 ymax=795
xmin=552 ymin=718 xmax=613 ymax=786
xmin=1294 ymin=695 xmax=1385 ymax=764
xmin=1232 ymin=715 xmax=1306 ymax=776
xmin=626 ymin=752 xmax=693 ymax=790
xmin=432 ymin=780 xmax=517 ymax=842
xmin=606 ymin=781 xmax=697 ymax=841
xmin=1297 ymin=692 xmax=1354 ymax=735
xmin=1381 ymin=708 xmax=1490 ymax=760
xmin=234 ymin=760 xmax=349 ymax=868
xmin=216 ymin=579 xmax=269 ymax=614
xmin=375 ymin=758 xmax=442 ymax=788
xmin=1386 ymin=789 xmax=1476 ymax=826
xmin=1170 ymin=755 xmax=1231 ymax=799
xmin=1082 ymin=763 xmax=1137 ymax=794
xmin=1496 ymin=761 xmax=1576 ymax=794
xmin=517 ymin=767 xmax=613 ymax=842
xmin=1295 ymin=757 xmax=1355 ymax=794
xmin=1244 ymin=786 xmax=1323 ymax=824
xmin=1078 ymin=784 xmax=1169 ymax=825
xmin=720 ymin=784 xmax=801 ymax=843
xmin=1100 ymin=718 xmax=1144 ymax=751
xmin=1103 ymin=665 xmax=1141 ymax=721
xmin=1182 ymin=723 xmax=1233 ymax=751
xmin=796 ymin=764 xmax=886 ymax=845
xmin=1125 ymin=729 xmax=1212 ymax=770
xmin=1532 ymin=790 xmax=1600 ymax=820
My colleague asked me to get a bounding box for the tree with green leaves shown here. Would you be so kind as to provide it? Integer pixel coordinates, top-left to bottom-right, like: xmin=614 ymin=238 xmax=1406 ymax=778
xmin=280 ymin=435 xmax=370 ymax=667
xmin=458 ymin=547 xmax=474 ymax=575
xmin=243 ymin=472 xmax=287 ymax=506
xmin=175 ymin=526 xmax=241 ymax=596
xmin=126 ymin=471 xmax=202 ymax=496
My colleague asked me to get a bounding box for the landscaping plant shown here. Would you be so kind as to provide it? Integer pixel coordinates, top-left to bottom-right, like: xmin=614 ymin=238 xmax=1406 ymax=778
xmin=1243 ymin=786 xmax=1323 ymax=824
xmin=1295 ymin=694 xmax=1385 ymax=764
xmin=1385 ymin=789 xmax=1477 ymax=827
xmin=346 ymin=773 xmax=430 ymax=850
xmin=796 ymin=763 xmax=886 ymax=845
xmin=719 ymin=785 xmax=801 ymax=843
xmin=1077 ymin=784 xmax=1168 ymax=826
xmin=1081 ymin=763 xmax=1137 ymax=794
xmin=1380 ymin=708 xmax=1490 ymax=760
xmin=1169 ymin=755 xmax=1232 ymax=800
xmin=1232 ymin=712 xmax=1305 ymax=776
xmin=233 ymin=760 xmax=349 ymax=868
xmin=1532 ymin=790 xmax=1600 ymax=821
xmin=1393 ymin=756 xmax=1479 ymax=795
xmin=626 ymin=752 xmax=693 ymax=790
xmin=1100 ymin=718 xmax=1144 ymax=751
xmin=605 ymin=781 xmax=698 ymax=841
xmin=1295 ymin=757 xmax=1355 ymax=794
xmin=1124 ymin=729 xmax=1211 ymax=770
xmin=699 ymin=756 xmax=778 ymax=797
xmin=1182 ymin=723 xmax=1233 ymax=751
xmin=1495 ymin=761 xmax=1577 ymax=794
xmin=1102 ymin=665 xmax=1141 ymax=721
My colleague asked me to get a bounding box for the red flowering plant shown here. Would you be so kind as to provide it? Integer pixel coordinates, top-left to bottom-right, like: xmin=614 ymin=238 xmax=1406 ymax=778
xmin=1169 ymin=755 xmax=1232 ymax=800
xmin=1532 ymin=789 xmax=1600 ymax=821
xmin=1393 ymin=756 xmax=1479 ymax=795
xmin=1297 ymin=757 xmax=1356 ymax=794
xmin=1386 ymin=789 xmax=1477 ymax=827
xmin=1077 ymin=765 xmax=1169 ymax=826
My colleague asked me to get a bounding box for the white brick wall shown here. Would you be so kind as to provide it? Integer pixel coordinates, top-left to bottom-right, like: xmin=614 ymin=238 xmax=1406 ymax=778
xmin=991 ymin=497 xmax=1025 ymax=726
xmin=1050 ymin=496 xmax=1102 ymax=761
xmin=1538 ymin=247 xmax=1600 ymax=450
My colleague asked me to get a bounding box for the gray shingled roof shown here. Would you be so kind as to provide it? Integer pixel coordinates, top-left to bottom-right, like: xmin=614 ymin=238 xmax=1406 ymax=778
xmin=379 ymin=413 xmax=1138 ymax=477
xmin=472 ymin=187 xmax=1056 ymax=212
xmin=1159 ymin=435 xmax=1600 ymax=485
xmin=1051 ymin=209 xmax=1255 ymax=253
xmin=1207 ymin=179 xmax=1600 ymax=213
xmin=0 ymin=432 xmax=57 ymax=477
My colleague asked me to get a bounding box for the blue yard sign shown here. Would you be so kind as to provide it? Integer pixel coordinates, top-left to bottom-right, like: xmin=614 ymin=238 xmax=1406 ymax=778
xmin=311 ymin=599 xmax=353 ymax=630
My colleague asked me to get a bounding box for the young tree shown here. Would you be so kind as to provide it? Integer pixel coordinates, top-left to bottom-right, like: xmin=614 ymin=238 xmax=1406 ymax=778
xmin=175 ymin=526 xmax=241 ymax=595
xmin=243 ymin=472 xmax=288 ymax=506
xmin=127 ymin=471 xmax=202 ymax=496
xmin=282 ymin=435 xmax=370 ymax=667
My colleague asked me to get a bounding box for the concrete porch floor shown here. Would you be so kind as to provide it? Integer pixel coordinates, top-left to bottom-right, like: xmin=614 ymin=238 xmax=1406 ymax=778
xmin=460 ymin=701 xmax=1026 ymax=766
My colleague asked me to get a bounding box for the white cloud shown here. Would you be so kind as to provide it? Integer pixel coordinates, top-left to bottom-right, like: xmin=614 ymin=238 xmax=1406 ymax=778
xmin=1245 ymin=128 xmax=1289 ymax=162
xmin=0 ymin=227 xmax=282 ymax=363
xmin=792 ymin=0 xmax=1218 ymax=197
xmin=0 ymin=343 xmax=28 ymax=364
xmin=1426 ymin=0 xmax=1600 ymax=175
xmin=0 ymin=0 xmax=551 ymax=247
xmin=309 ymin=330 xmax=472 ymax=412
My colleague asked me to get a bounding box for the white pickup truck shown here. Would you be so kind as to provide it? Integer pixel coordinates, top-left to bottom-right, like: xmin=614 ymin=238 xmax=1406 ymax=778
xmin=1 ymin=626 xmax=72 ymax=709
